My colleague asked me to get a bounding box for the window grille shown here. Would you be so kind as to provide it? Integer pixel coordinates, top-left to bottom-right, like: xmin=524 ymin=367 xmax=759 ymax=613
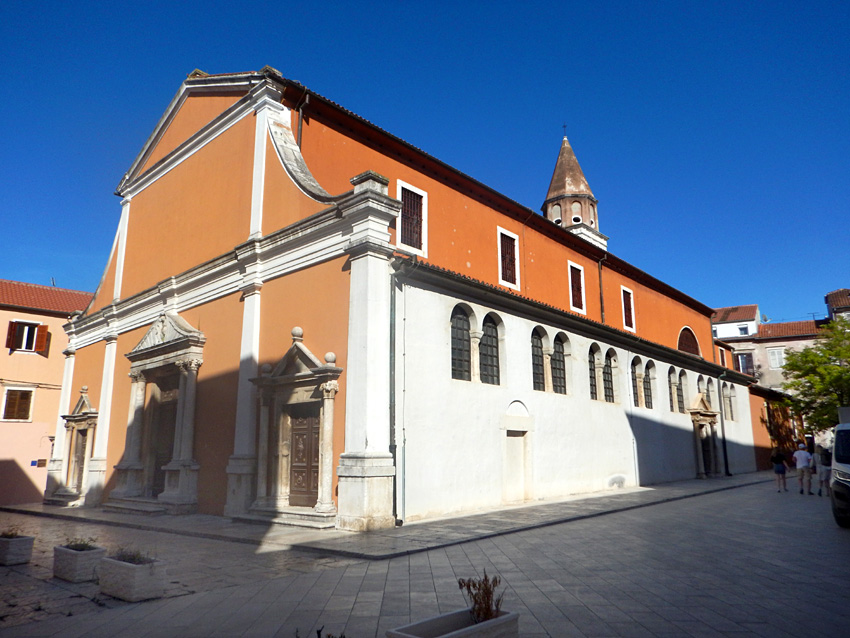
xmin=400 ymin=188 xmax=423 ymax=250
xmin=480 ymin=316 xmax=500 ymax=385
xmin=552 ymin=338 xmax=567 ymax=394
xmin=450 ymin=307 xmax=471 ymax=381
xmin=500 ymin=234 xmax=516 ymax=284
xmin=677 ymin=328 xmax=700 ymax=355
xmin=588 ymin=349 xmax=597 ymax=400
xmin=677 ymin=372 xmax=687 ymax=413
xmin=603 ymin=353 xmax=615 ymax=403
xmin=631 ymin=363 xmax=640 ymax=407
xmin=643 ymin=365 xmax=653 ymax=409
xmin=531 ymin=331 xmax=544 ymax=391
xmin=668 ymin=373 xmax=675 ymax=411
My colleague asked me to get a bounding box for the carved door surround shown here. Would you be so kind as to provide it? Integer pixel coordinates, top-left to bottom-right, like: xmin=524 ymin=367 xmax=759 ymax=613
xmin=250 ymin=327 xmax=342 ymax=527
xmin=54 ymin=386 xmax=98 ymax=502
xmin=109 ymin=313 xmax=205 ymax=514
xmin=688 ymin=393 xmax=720 ymax=479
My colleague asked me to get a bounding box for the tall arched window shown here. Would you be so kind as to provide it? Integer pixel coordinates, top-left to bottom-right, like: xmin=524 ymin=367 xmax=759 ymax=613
xmin=677 ymin=370 xmax=688 ymax=413
xmin=643 ymin=362 xmax=655 ymax=409
xmin=551 ymin=336 xmax=567 ymax=395
xmin=588 ymin=348 xmax=598 ymax=400
xmin=631 ymin=358 xmax=640 ymax=407
xmin=706 ymin=378 xmax=714 ymax=409
xmin=531 ymin=329 xmax=545 ymax=391
xmin=722 ymin=383 xmax=733 ymax=420
xmin=677 ymin=327 xmax=700 ymax=355
xmin=480 ymin=315 xmax=500 ymax=385
xmin=668 ymin=367 xmax=677 ymax=411
xmin=450 ymin=306 xmax=471 ymax=381
xmin=728 ymin=386 xmax=736 ymax=420
xmin=603 ymin=351 xmax=616 ymax=403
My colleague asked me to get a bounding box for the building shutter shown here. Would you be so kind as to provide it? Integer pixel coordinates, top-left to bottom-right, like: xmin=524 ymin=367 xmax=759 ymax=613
xmin=622 ymin=290 xmax=633 ymax=328
xmin=5 ymin=321 xmax=17 ymax=349
xmin=401 ymin=188 xmax=423 ymax=250
xmin=500 ymin=234 xmax=516 ymax=284
xmin=570 ymin=266 xmax=583 ymax=310
xmin=34 ymin=324 xmax=48 ymax=353
xmin=3 ymin=390 xmax=33 ymax=420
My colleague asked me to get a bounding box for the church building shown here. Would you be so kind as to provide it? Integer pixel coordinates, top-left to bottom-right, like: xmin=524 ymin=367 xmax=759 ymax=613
xmin=45 ymin=67 xmax=760 ymax=530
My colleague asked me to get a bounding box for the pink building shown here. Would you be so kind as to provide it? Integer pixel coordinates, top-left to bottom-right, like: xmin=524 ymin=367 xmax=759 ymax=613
xmin=1 ymin=280 xmax=91 ymax=505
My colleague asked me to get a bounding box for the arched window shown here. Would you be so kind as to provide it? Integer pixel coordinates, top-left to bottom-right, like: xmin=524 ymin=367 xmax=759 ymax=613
xmin=705 ymin=378 xmax=714 ymax=409
xmin=631 ymin=358 xmax=641 ymax=407
xmin=722 ymin=383 xmax=733 ymax=420
xmin=480 ymin=315 xmax=500 ymax=385
xmin=677 ymin=370 xmax=688 ymax=413
xmin=643 ymin=362 xmax=655 ymax=409
xmin=588 ymin=347 xmax=598 ymax=400
xmin=450 ymin=306 xmax=471 ymax=381
xmin=531 ymin=329 xmax=545 ymax=391
xmin=697 ymin=376 xmax=705 ymax=397
xmin=677 ymin=328 xmax=700 ymax=355
xmin=603 ymin=351 xmax=616 ymax=403
xmin=667 ymin=368 xmax=675 ymax=411
xmin=729 ymin=386 xmax=736 ymax=420
xmin=551 ymin=336 xmax=567 ymax=395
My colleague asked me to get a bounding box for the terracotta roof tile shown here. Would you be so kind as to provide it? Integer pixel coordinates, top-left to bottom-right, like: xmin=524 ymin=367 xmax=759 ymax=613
xmin=712 ymin=305 xmax=758 ymax=323
xmin=826 ymin=288 xmax=850 ymax=310
xmin=757 ymin=320 xmax=821 ymax=339
xmin=0 ymin=280 xmax=92 ymax=315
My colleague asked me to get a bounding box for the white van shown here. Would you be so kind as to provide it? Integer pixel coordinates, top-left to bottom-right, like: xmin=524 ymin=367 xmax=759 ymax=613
xmin=831 ymin=421 xmax=850 ymax=528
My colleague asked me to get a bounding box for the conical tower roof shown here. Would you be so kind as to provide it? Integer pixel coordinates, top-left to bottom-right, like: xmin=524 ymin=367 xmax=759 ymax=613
xmin=543 ymin=136 xmax=594 ymax=203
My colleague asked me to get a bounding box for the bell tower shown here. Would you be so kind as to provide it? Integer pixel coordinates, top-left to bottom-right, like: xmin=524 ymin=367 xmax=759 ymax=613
xmin=542 ymin=136 xmax=607 ymax=250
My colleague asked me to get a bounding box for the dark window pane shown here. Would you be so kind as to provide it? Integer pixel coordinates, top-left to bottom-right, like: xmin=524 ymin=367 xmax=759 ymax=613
xmin=450 ymin=307 xmax=471 ymax=381
xmin=643 ymin=366 xmax=653 ymax=409
xmin=623 ymin=290 xmax=633 ymax=328
xmin=552 ymin=338 xmax=567 ymax=394
xmin=480 ymin=317 xmax=500 ymax=385
xmin=603 ymin=354 xmax=615 ymax=403
xmin=500 ymin=234 xmax=516 ymax=284
xmin=531 ymin=331 xmax=544 ymax=391
xmin=677 ymin=328 xmax=700 ymax=355
xmin=631 ymin=363 xmax=639 ymax=407
xmin=570 ymin=266 xmax=583 ymax=310
xmin=588 ymin=349 xmax=597 ymax=400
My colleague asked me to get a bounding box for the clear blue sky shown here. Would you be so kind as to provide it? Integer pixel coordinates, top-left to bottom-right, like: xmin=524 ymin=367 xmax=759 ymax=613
xmin=2 ymin=1 xmax=847 ymax=323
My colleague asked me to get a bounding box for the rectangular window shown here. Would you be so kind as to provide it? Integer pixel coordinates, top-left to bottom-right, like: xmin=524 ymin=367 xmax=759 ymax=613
xmin=621 ymin=286 xmax=635 ymax=331
xmin=6 ymin=321 xmax=47 ymax=353
xmin=738 ymin=325 xmax=749 ymax=336
xmin=719 ymin=349 xmax=726 ymax=367
xmin=497 ymin=227 xmax=519 ymax=290
xmin=767 ymin=348 xmax=786 ymax=369
xmin=734 ymin=353 xmax=754 ymax=376
xmin=568 ymin=261 xmax=586 ymax=314
xmin=396 ymin=181 xmax=427 ymax=256
xmin=2 ymin=388 xmax=33 ymax=421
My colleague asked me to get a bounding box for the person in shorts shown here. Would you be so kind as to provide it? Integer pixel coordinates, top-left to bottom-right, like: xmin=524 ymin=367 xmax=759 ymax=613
xmin=792 ymin=443 xmax=813 ymax=495
xmin=814 ymin=445 xmax=832 ymax=497
xmin=770 ymin=447 xmax=789 ymax=492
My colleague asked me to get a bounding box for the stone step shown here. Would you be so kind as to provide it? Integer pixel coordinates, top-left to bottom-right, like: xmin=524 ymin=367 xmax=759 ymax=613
xmin=235 ymin=508 xmax=336 ymax=529
xmin=102 ymin=499 xmax=167 ymax=516
xmin=43 ymin=493 xmax=83 ymax=508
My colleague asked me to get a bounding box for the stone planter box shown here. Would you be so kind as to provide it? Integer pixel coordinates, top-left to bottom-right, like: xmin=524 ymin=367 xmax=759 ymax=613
xmin=97 ymin=556 xmax=166 ymax=602
xmin=53 ymin=545 xmax=107 ymax=582
xmin=387 ymin=608 xmax=519 ymax=638
xmin=0 ymin=536 xmax=35 ymax=566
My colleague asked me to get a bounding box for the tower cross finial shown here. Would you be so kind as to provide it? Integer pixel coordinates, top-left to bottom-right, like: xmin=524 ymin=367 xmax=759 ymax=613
xmin=562 ymin=123 xmax=567 ymax=137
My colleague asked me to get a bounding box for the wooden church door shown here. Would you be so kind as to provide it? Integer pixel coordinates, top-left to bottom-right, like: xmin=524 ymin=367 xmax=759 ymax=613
xmin=288 ymin=403 xmax=320 ymax=507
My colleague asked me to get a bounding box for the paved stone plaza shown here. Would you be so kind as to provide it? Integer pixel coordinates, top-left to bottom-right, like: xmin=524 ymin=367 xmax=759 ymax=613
xmin=1 ymin=473 xmax=847 ymax=637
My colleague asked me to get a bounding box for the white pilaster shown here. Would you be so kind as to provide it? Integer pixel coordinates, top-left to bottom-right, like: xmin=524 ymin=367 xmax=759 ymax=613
xmin=225 ymin=279 xmax=262 ymax=516
xmin=87 ymin=331 xmax=118 ymax=504
xmin=336 ymin=171 xmax=399 ymax=531
xmin=45 ymin=347 xmax=76 ymax=497
xmin=249 ymin=85 xmax=282 ymax=239
xmin=113 ymin=198 xmax=131 ymax=302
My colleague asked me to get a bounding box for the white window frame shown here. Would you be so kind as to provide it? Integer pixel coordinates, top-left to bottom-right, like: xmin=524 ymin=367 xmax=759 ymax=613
xmin=737 ymin=324 xmax=749 ymax=336
xmin=1 ymin=386 xmax=35 ymax=422
xmin=568 ymin=261 xmax=586 ymax=315
xmin=497 ymin=226 xmax=520 ymax=291
xmin=7 ymin=320 xmax=43 ymax=353
xmin=620 ymin=285 xmax=636 ymax=332
xmin=396 ymin=180 xmax=428 ymax=258
xmin=767 ymin=347 xmax=786 ymax=369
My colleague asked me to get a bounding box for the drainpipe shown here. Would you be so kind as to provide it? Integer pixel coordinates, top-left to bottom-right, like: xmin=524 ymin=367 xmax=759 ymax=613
xmin=389 ymin=262 xmax=400 ymax=525
xmin=718 ymin=370 xmax=732 ymax=476
xmin=598 ymin=253 xmax=608 ymax=324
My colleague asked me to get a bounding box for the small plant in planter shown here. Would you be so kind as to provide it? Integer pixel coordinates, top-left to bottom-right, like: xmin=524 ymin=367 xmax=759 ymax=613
xmin=0 ymin=524 xmax=35 ymax=566
xmin=387 ymin=569 xmax=518 ymax=638
xmin=97 ymin=546 xmax=166 ymax=602
xmin=54 ymin=536 xmax=107 ymax=582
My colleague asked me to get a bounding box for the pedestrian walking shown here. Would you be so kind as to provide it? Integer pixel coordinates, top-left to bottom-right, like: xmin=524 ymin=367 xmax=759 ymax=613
xmin=792 ymin=443 xmax=813 ymax=495
xmin=814 ymin=445 xmax=832 ymax=497
xmin=770 ymin=447 xmax=789 ymax=492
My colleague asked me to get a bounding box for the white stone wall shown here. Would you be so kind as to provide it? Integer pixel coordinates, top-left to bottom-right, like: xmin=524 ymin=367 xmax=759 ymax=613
xmin=714 ymin=319 xmax=759 ymax=340
xmin=393 ymin=283 xmax=756 ymax=522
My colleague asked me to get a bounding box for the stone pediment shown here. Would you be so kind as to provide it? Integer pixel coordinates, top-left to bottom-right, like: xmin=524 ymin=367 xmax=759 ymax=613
xmin=65 ymin=386 xmax=96 ymax=418
xmin=272 ymin=341 xmax=325 ymax=378
xmin=688 ymin=393 xmax=716 ymax=415
xmin=255 ymin=327 xmax=342 ymax=388
xmin=127 ymin=313 xmax=205 ymax=366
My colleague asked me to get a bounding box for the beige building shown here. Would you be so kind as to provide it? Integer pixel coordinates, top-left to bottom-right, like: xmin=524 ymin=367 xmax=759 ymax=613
xmin=1 ymin=280 xmax=91 ymax=505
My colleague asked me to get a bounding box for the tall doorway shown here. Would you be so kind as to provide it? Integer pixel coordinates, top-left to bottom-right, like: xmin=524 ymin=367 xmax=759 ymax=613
xmin=145 ymin=378 xmax=178 ymax=497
